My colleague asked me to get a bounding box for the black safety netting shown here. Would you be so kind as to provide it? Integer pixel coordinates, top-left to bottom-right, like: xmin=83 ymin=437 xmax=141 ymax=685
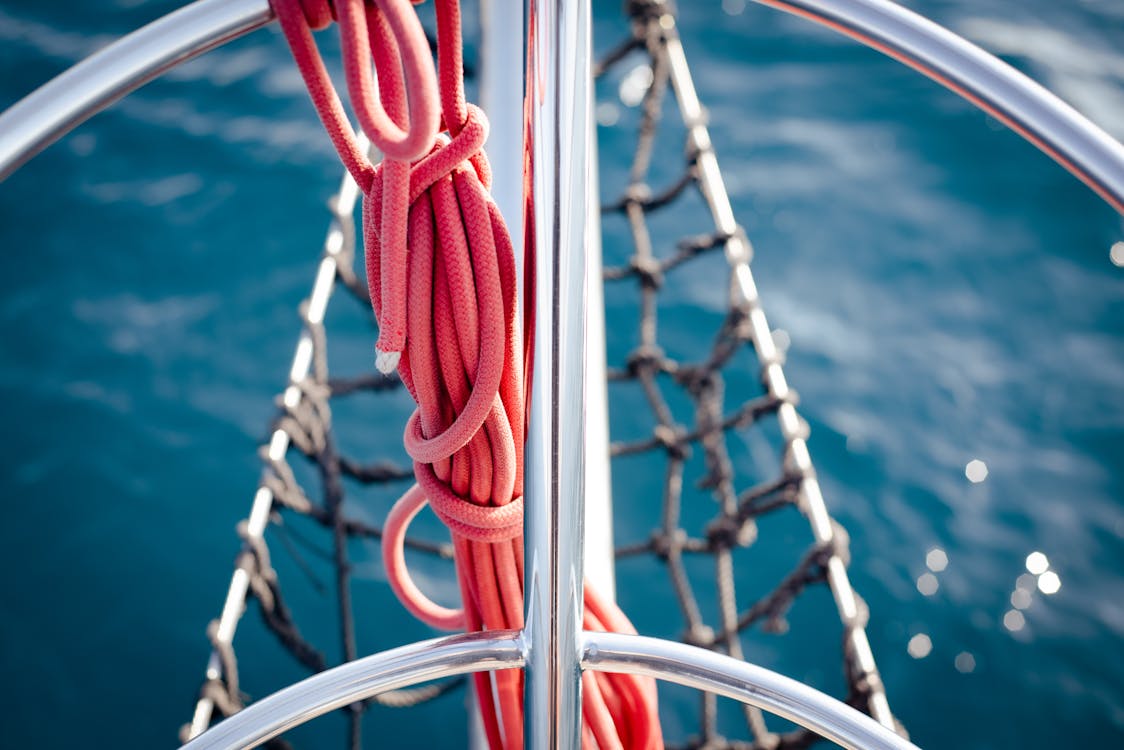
xmin=183 ymin=1 xmax=904 ymax=748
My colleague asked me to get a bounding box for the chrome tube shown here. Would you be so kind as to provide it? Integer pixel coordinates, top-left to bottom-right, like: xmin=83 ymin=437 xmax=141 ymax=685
xmin=0 ymin=0 xmax=273 ymax=182
xmin=752 ymin=0 xmax=1124 ymax=213
xmin=582 ymin=632 xmax=920 ymax=750
xmin=523 ymin=0 xmax=596 ymax=746
xmin=180 ymin=631 xmax=526 ymax=750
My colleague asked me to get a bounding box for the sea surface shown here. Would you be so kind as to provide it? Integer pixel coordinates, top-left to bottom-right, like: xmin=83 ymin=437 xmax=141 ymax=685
xmin=1 ymin=1 xmax=1122 ymax=748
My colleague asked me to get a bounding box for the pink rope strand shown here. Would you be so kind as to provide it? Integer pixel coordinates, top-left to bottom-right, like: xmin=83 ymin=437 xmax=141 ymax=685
xmin=272 ymin=1 xmax=663 ymax=746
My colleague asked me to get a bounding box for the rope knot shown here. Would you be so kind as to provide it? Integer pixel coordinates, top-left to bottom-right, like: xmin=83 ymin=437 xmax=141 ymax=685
xmin=705 ymin=514 xmax=756 ymax=551
xmin=654 ymin=424 xmax=690 ymax=460
xmin=626 ymin=343 xmax=667 ymax=376
xmin=367 ymin=103 xmax=491 ymax=374
xmin=416 ymin=463 xmax=523 ymax=543
xmin=630 ymin=255 xmax=664 ymax=289
xmin=407 ymin=104 xmax=491 ymax=202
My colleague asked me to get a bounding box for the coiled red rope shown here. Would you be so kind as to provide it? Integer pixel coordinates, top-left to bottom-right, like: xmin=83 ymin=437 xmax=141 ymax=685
xmin=273 ymin=1 xmax=663 ymax=746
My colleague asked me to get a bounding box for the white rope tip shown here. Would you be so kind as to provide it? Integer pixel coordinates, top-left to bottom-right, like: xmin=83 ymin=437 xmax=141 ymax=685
xmin=375 ymin=348 xmax=401 ymax=375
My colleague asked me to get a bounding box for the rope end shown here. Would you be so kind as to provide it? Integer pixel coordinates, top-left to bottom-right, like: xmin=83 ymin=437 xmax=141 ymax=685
xmin=376 ymin=348 xmax=402 ymax=374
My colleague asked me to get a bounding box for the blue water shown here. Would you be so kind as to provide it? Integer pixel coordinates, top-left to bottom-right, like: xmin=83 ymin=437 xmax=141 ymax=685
xmin=1 ymin=1 xmax=1123 ymax=748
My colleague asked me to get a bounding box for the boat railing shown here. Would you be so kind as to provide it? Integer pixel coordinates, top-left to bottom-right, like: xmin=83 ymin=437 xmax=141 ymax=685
xmin=3 ymin=1 xmax=1123 ymax=748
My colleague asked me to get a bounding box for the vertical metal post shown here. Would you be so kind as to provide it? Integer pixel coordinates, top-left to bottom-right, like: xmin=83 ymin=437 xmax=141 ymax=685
xmin=523 ymin=0 xmax=596 ymax=747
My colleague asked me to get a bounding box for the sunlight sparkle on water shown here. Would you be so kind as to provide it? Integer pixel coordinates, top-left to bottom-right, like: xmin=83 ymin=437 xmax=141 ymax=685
xmin=926 ymin=547 xmax=948 ymax=572
xmin=917 ymin=572 xmax=939 ymax=596
xmin=907 ymin=633 xmax=932 ymax=659
xmin=1038 ymin=570 xmax=1061 ymax=595
xmin=596 ymin=102 xmax=620 ymax=127
xmin=954 ymin=652 xmax=976 ymax=673
xmin=772 ymin=328 xmax=791 ymax=354
xmin=1025 ymin=551 xmax=1049 ymax=575
xmin=1111 ymin=241 xmax=1124 ymax=267
xmin=1003 ymin=609 xmax=1026 ymax=632
xmin=619 ymin=65 xmax=653 ymax=107
xmin=965 ymin=459 xmax=988 ymax=483
xmin=1011 ymin=588 xmax=1032 ymax=610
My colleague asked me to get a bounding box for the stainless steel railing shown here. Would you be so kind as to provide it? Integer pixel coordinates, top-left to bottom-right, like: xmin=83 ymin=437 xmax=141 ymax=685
xmin=176 ymin=629 xmax=913 ymax=750
xmin=754 ymin=0 xmax=1124 ymax=213
xmin=522 ymin=0 xmax=591 ymax=744
xmin=0 ymin=0 xmax=272 ymax=182
xmin=3 ymin=0 xmax=1124 ymax=206
xmin=4 ymin=0 xmax=1124 ymax=748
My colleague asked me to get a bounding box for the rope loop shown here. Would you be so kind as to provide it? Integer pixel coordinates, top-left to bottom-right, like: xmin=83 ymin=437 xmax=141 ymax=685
xmin=416 ymin=463 xmax=524 ymax=543
xmin=382 ymin=483 xmax=466 ymax=630
xmin=408 ymin=104 xmax=490 ymax=201
xmin=274 ymin=2 xmax=665 ymax=746
xmin=271 ymin=0 xmax=376 ymax=189
xmin=338 ymin=0 xmax=439 ymax=162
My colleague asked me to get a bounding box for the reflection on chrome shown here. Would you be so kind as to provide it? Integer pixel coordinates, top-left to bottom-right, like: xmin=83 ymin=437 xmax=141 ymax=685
xmin=906 ymin=633 xmax=932 ymax=659
xmin=965 ymin=459 xmax=989 ymax=483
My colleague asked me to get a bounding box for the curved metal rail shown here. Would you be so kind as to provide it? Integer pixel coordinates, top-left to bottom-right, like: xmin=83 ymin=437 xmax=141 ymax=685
xmin=582 ymin=632 xmax=914 ymax=750
xmin=1 ymin=0 xmax=1123 ymax=212
xmin=0 ymin=0 xmax=274 ymax=181
xmin=179 ymin=631 xmax=527 ymax=750
xmin=751 ymin=0 xmax=1124 ymax=212
xmin=179 ymin=630 xmax=918 ymax=750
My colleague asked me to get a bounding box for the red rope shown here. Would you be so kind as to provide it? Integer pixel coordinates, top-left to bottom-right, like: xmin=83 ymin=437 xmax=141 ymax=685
xmin=273 ymin=1 xmax=663 ymax=746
